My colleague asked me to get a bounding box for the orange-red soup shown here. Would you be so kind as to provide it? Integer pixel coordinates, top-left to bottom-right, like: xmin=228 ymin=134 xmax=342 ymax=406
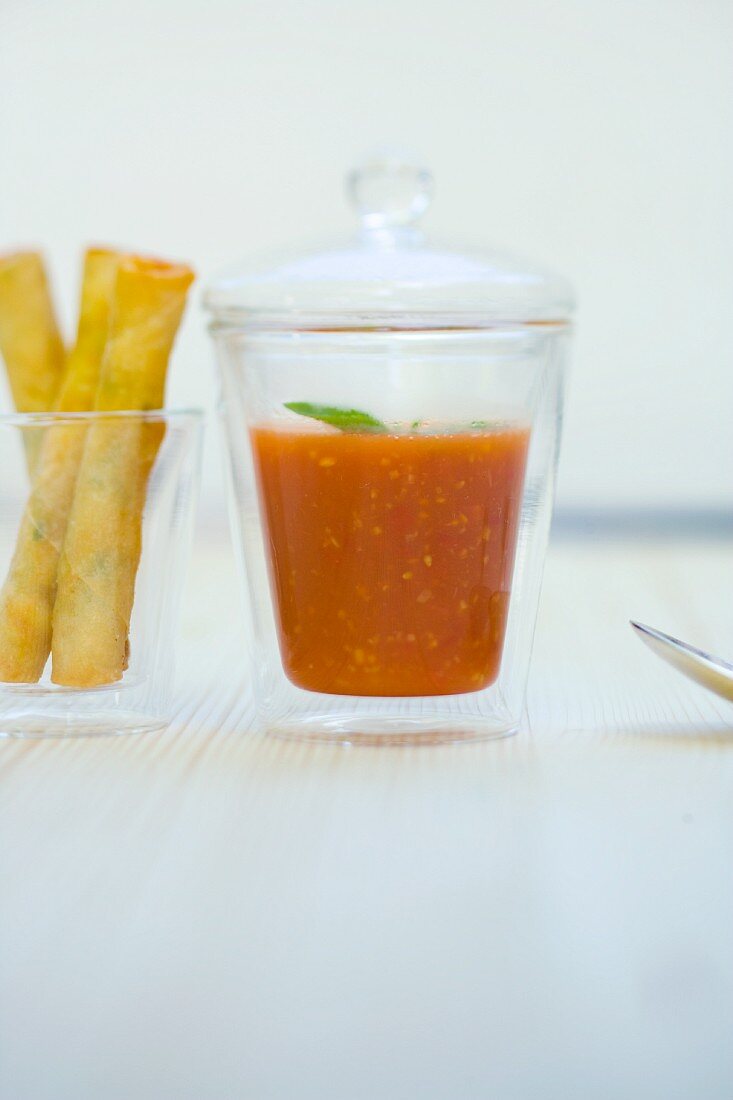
xmin=251 ymin=424 xmax=530 ymax=697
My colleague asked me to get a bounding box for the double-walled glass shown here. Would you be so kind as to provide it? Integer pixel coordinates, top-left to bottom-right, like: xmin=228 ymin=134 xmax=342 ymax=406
xmin=0 ymin=409 xmax=202 ymax=738
xmin=215 ymin=324 xmax=568 ymax=744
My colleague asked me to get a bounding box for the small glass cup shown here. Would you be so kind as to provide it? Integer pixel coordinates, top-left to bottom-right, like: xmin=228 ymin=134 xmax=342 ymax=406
xmin=0 ymin=409 xmax=202 ymax=738
xmin=214 ymin=328 xmax=566 ymax=744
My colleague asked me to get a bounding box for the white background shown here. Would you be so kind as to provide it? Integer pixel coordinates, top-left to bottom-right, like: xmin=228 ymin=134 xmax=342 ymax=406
xmin=1 ymin=0 xmax=732 ymax=515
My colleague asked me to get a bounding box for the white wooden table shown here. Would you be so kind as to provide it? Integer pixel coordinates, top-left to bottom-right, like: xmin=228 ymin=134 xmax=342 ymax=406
xmin=2 ymin=528 xmax=732 ymax=1100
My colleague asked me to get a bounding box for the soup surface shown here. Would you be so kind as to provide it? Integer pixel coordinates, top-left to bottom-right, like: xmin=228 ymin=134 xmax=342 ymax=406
xmin=251 ymin=423 xmax=529 ymax=697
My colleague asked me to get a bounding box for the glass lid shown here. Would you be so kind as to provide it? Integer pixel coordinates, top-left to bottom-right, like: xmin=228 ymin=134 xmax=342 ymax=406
xmin=204 ymin=150 xmax=575 ymax=329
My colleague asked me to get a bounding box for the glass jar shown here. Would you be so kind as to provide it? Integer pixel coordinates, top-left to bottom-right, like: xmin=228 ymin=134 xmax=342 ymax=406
xmin=205 ymin=152 xmax=574 ymax=744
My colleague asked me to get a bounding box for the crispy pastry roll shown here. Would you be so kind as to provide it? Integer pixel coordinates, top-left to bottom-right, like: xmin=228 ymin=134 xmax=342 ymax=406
xmin=0 ymin=249 xmax=122 ymax=683
xmin=0 ymin=250 xmax=65 ymax=471
xmin=51 ymin=257 xmax=194 ymax=687
xmin=0 ymin=250 xmax=65 ymax=413
xmin=55 ymin=248 xmax=121 ymax=412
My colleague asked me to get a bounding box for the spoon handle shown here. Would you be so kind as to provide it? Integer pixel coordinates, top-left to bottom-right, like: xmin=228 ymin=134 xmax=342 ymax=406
xmin=631 ymin=621 xmax=733 ymax=702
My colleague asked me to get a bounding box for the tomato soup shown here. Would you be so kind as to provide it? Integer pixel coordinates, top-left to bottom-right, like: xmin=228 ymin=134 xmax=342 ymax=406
xmin=251 ymin=424 xmax=529 ymax=697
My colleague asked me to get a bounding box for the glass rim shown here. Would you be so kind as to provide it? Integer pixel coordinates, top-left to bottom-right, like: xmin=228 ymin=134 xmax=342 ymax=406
xmin=208 ymin=312 xmax=573 ymax=334
xmin=0 ymin=407 xmax=204 ymax=427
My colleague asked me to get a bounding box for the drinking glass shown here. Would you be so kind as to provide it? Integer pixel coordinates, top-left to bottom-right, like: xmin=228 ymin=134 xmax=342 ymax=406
xmin=0 ymin=409 xmax=202 ymax=737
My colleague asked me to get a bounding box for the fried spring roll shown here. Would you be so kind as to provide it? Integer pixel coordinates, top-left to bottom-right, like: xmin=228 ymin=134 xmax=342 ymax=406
xmin=0 ymin=251 xmax=65 ymax=472
xmin=55 ymin=248 xmax=121 ymax=412
xmin=51 ymin=257 xmax=194 ymax=688
xmin=0 ymin=249 xmax=121 ymax=683
xmin=0 ymin=250 xmax=65 ymax=413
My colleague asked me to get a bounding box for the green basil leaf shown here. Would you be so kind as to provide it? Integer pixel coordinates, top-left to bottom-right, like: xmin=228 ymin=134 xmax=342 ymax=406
xmin=284 ymin=402 xmax=388 ymax=433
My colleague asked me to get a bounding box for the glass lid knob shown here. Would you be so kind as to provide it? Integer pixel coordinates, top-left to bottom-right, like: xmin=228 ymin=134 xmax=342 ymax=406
xmin=347 ymin=149 xmax=433 ymax=232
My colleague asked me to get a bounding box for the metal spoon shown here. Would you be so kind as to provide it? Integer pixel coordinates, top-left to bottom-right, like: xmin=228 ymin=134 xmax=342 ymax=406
xmin=630 ymin=621 xmax=733 ymax=702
